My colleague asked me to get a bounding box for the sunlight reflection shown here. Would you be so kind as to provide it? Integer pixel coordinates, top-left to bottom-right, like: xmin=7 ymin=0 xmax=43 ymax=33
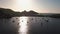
xmin=19 ymin=17 xmax=28 ymax=34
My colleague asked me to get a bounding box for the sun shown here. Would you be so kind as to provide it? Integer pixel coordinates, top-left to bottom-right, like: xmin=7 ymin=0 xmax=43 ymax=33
xmin=16 ymin=0 xmax=32 ymax=11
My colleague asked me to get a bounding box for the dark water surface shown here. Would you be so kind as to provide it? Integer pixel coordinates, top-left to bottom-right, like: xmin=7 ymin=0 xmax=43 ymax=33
xmin=0 ymin=16 xmax=60 ymax=34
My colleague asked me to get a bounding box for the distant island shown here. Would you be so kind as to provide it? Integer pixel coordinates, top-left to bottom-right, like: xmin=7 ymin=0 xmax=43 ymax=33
xmin=0 ymin=8 xmax=60 ymax=18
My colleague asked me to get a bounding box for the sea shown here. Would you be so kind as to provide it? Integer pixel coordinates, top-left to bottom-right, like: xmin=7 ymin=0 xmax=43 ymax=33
xmin=0 ymin=16 xmax=60 ymax=34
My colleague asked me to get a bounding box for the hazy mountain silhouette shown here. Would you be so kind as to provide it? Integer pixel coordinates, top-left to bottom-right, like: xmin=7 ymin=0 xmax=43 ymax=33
xmin=20 ymin=10 xmax=39 ymax=16
xmin=0 ymin=8 xmax=21 ymax=18
xmin=0 ymin=8 xmax=60 ymax=18
xmin=0 ymin=8 xmax=39 ymax=18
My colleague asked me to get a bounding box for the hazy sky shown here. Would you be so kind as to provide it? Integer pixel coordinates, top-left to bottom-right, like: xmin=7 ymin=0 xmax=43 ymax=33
xmin=0 ymin=0 xmax=60 ymax=13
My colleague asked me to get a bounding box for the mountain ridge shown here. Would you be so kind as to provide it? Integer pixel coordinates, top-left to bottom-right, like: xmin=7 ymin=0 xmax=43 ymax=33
xmin=0 ymin=8 xmax=60 ymax=18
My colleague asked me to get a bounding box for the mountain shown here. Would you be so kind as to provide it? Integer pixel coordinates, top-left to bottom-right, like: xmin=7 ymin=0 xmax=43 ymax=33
xmin=20 ymin=10 xmax=39 ymax=16
xmin=0 ymin=8 xmax=20 ymax=18
xmin=0 ymin=8 xmax=60 ymax=18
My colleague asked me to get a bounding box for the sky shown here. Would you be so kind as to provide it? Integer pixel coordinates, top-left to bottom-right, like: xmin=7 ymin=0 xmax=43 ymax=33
xmin=0 ymin=0 xmax=60 ymax=13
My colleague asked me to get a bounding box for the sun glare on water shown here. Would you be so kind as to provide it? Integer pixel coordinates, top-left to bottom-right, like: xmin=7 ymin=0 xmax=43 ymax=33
xmin=19 ymin=17 xmax=28 ymax=34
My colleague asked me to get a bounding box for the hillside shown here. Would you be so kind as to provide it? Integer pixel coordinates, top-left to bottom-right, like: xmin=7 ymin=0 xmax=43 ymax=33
xmin=0 ymin=8 xmax=60 ymax=18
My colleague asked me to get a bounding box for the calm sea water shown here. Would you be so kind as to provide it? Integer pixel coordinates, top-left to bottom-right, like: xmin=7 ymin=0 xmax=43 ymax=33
xmin=0 ymin=16 xmax=60 ymax=34
xmin=18 ymin=16 xmax=60 ymax=34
